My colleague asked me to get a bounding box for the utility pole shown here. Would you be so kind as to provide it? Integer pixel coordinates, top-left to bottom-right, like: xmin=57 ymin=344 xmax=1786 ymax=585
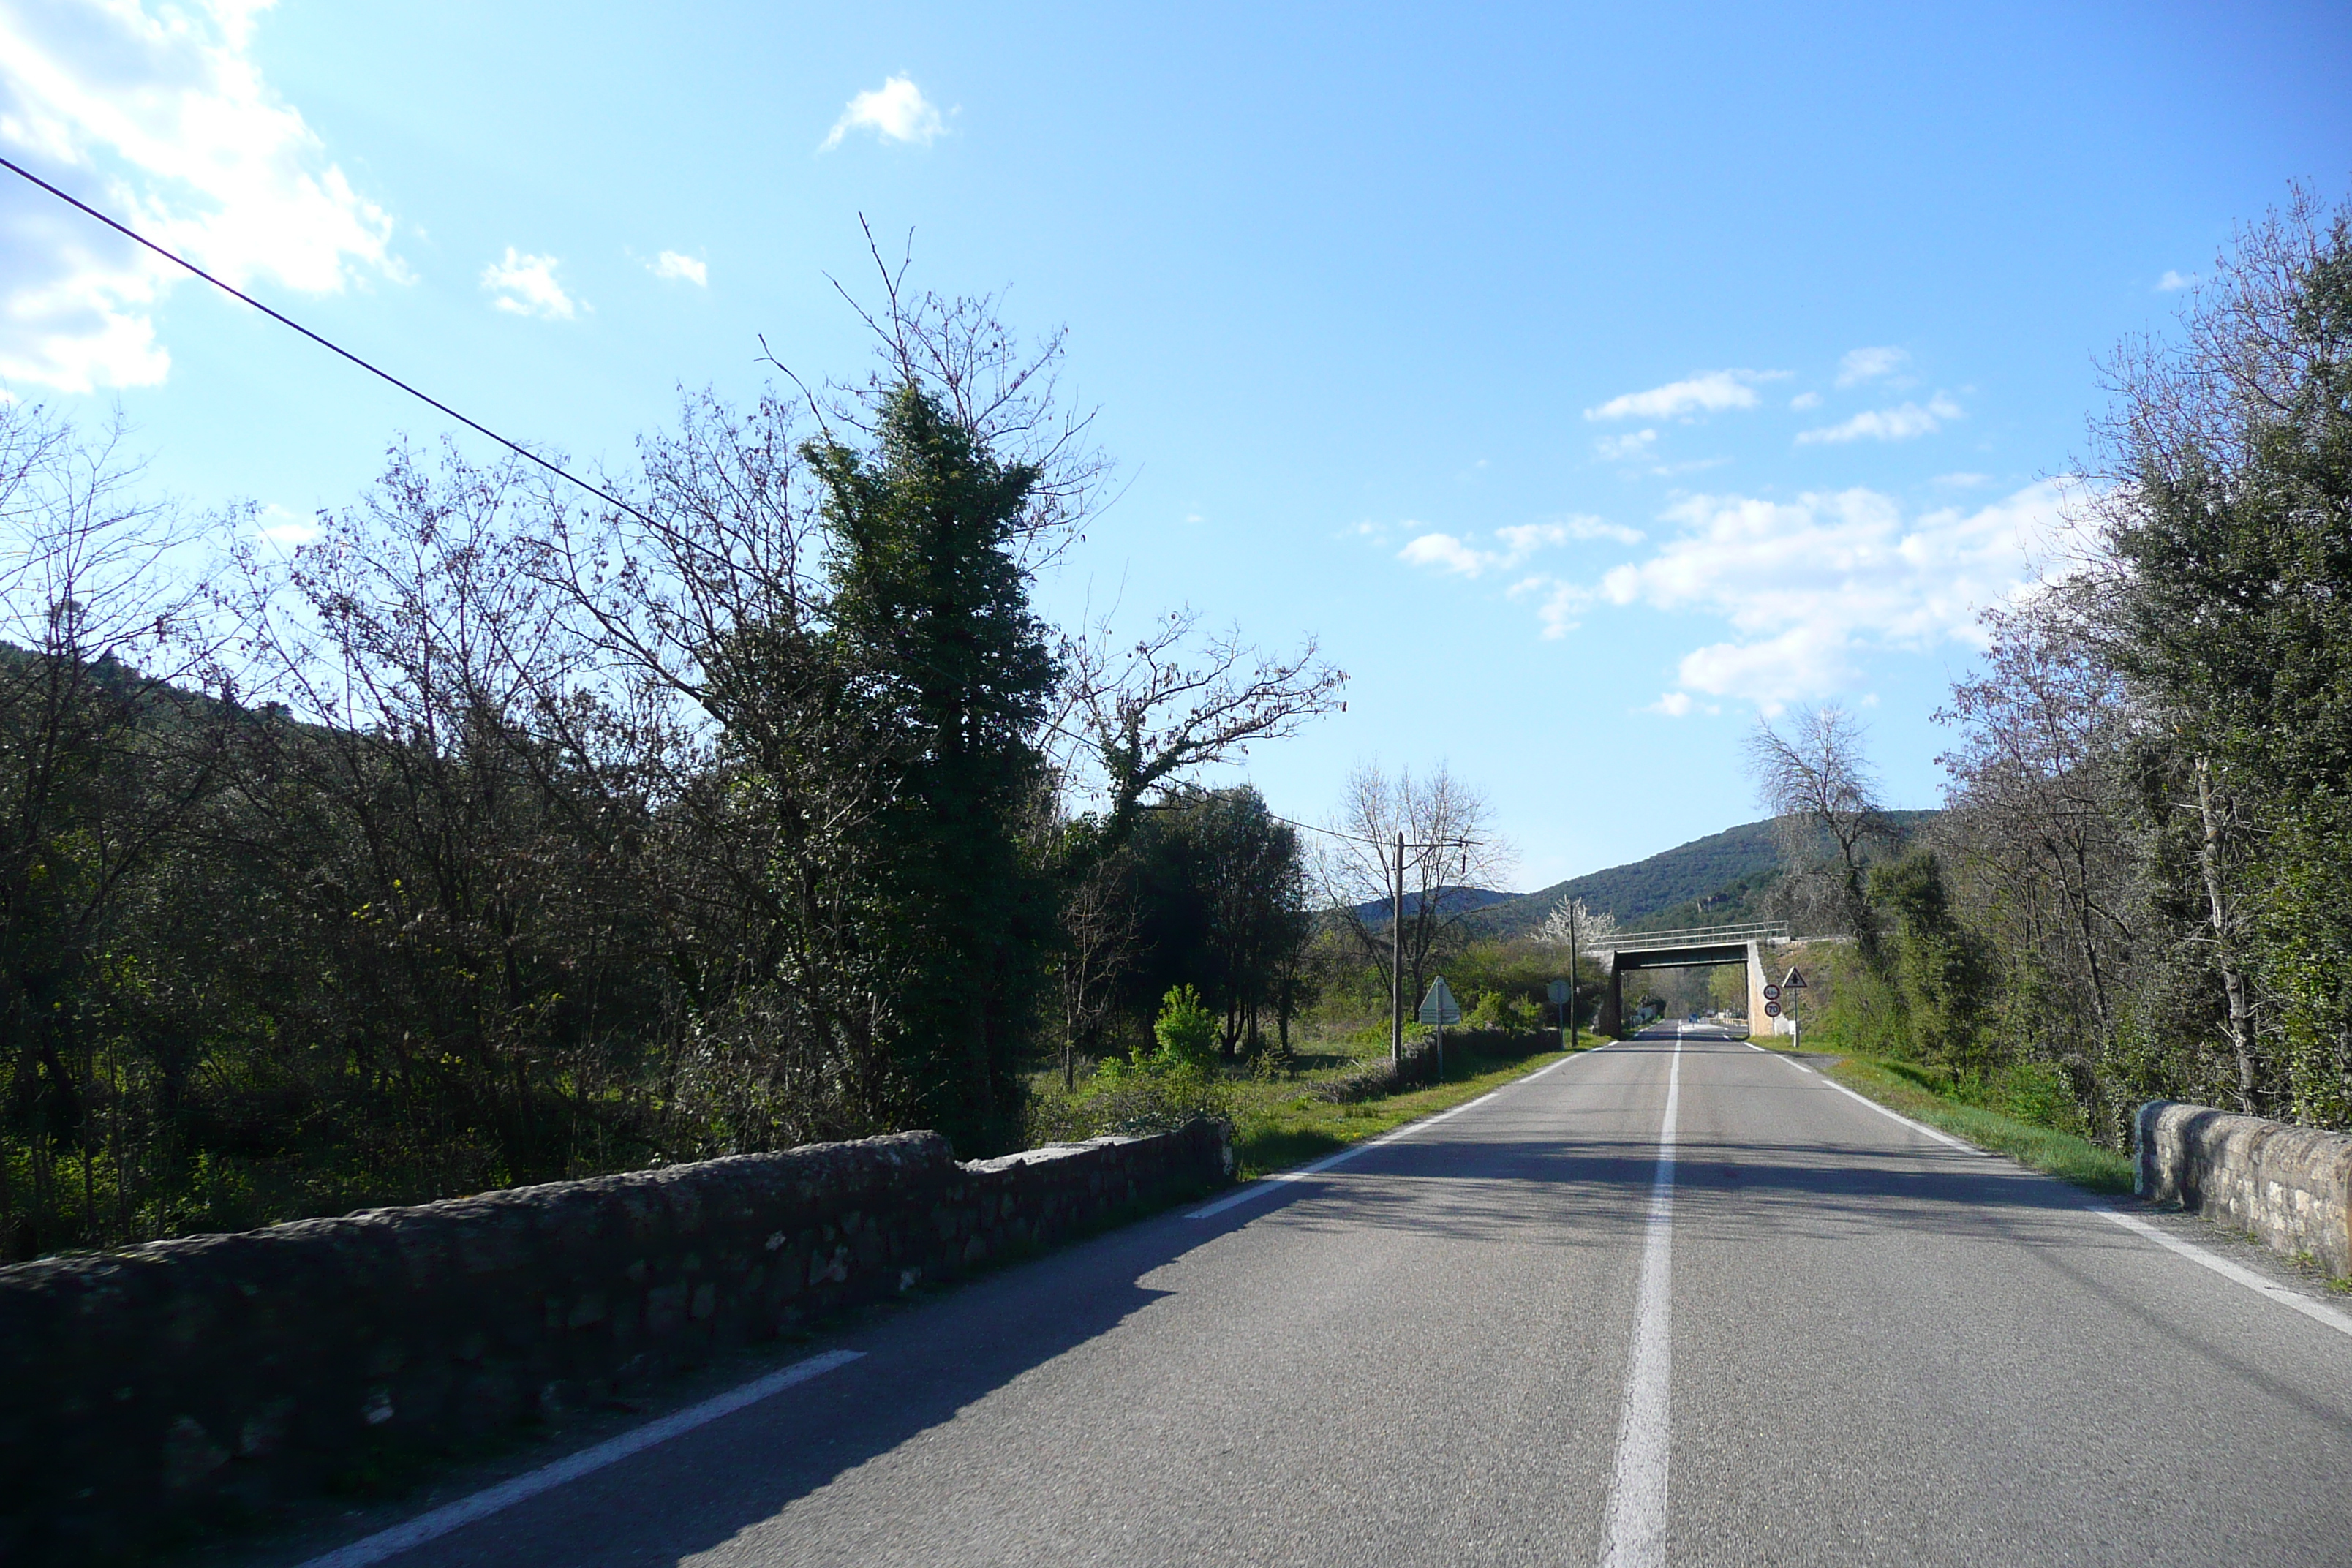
xmin=1382 ymin=830 xmax=1472 ymax=1073
xmin=1568 ymin=900 xmax=1580 ymax=1050
xmin=1390 ymin=830 xmax=1404 ymax=1069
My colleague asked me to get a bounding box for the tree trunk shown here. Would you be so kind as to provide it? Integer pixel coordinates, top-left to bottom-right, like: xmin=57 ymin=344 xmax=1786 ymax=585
xmin=2193 ymin=757 xmax=2258 ymax=1111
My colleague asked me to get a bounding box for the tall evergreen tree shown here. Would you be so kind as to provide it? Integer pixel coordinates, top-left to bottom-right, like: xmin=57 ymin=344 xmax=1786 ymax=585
xmin=807 ymin=384 xmax=1061 ymax=1155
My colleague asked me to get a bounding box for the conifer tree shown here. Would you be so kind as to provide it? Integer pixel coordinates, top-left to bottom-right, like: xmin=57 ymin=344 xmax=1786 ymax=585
xmin=807 ymin=383 xmax=1061 ymax=1154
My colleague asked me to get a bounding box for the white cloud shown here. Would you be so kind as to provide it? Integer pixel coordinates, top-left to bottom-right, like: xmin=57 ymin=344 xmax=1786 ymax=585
xmin=1648 ymin=691 xmax=1695 ymax=717
xmin=1795 ymin=393 xmax=1961 ymax=445
xmin=1594 ymin=429 xmax=1657 ymax=461
xmin=1790 ymin=391 xmax=1821 ymax=410
xmin=252 ymin=502 xmax=314 ymax=544
xmin=0 ymin=0 xmax=398 ymax=392
xmin=2156 ymin=268 xmax=2198 ymax=292
xmin=1561 ymin=516 xmax=1645 ymax=545
xmin=1585 ymin=369 xmax=1784 ymax=423
xmin=649 ymin=250 xmax=706 ymax=286
xmin=819 ymin=75 xmax=946 ymax=151
xmin=481 ymin=248 xmax=576 ymax=320
xmin=1507 ymin=575 xmax=1592 ymax=640
xmin=1834 ymin=345 xmax=1909 ymax=386
xmin=1398 ymin=514 xmax=1638 ymax=579
xmin=1397 ymin=532 xmax=1488 ymax=576
xmin=1592 ymin=480 xmax=2086 ymax=709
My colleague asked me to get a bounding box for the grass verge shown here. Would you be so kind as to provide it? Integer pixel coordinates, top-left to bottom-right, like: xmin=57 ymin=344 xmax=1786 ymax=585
xmin=1756 ymin=1042 xmax=2135 ymax=1194
xmin=1230 ymin=1041 xmax=1580 ymax=1179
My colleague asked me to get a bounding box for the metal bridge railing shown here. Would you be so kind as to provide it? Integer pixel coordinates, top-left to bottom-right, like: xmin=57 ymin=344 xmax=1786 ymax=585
xmin=1599 ymin=921 xmax=1790 ymax=952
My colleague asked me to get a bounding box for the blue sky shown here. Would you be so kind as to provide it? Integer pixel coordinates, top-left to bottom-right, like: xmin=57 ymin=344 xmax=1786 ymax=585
xmin=2 ymin=0 xmax=2348 ymax=888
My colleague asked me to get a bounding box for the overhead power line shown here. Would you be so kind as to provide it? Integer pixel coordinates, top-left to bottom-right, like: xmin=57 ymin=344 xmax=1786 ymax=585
xmin=0 ymin=153 xmax=657 ymax=529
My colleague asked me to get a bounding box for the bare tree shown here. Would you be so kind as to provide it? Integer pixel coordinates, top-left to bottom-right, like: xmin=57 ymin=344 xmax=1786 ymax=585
xmin=2090 ymin=183 xmax=2350 ymax=500
xmin=0 ymin=406 xmax=243 ymax=1251
xmin=1320 ymin=761 xmax=1512 ymax=1017
xmin=1937 ymin=596 xmax=2138 ymax=1088
xmin=1051 ymin=837 xmax=1138 ymax=1089
xmin=1055 ymin=606 xmax=1346 ymax=848
xmin=767 ymin=219 xmax=1114 ymax=576
xmin=524 ymin=388 xmax=924 ymax=1141
xmin=1744 ymin=705 xmax=1891 ymax=955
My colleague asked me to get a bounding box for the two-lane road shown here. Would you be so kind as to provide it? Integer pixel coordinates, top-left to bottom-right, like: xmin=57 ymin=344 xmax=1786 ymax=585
xmin=287 ymin=1029 xmax=2352 ymax=1567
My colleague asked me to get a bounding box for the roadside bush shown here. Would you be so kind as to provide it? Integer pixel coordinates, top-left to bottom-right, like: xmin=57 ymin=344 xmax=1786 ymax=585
xmin=1030 ymin=987 xmax=1235 ymax=1139
xmin=1310 ymin=1044 xmax=1438 ymax=1104
xmin=1465 ymin=990 xmax=1536 ymax=1032
xmin=1081 ymin=1063 xmax=1232 ymax=1136
xmin=1153 ymin=984 xmax=1220 ymax=1069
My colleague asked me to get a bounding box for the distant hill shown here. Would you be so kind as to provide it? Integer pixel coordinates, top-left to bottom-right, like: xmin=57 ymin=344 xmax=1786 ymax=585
xmin=1346 ymin=885 xmax=1517 ymax=925
xmin=1467 ymin=812 xmax=1940 ymax=940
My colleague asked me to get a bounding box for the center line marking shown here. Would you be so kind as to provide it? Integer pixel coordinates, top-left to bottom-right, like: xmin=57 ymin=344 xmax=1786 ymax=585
xmin=1599 ymin=1035 xmax=1681 ymax=1568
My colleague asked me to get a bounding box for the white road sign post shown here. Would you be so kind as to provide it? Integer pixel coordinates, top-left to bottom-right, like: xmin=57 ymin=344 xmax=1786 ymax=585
xmin=1548 ymin=978 xmax=1572 ymax=1049
xmin=1419 ymin=976 xmax=1461 ymax=1080
xmin=1782 ymin=968 xmax=1807 ymax=1051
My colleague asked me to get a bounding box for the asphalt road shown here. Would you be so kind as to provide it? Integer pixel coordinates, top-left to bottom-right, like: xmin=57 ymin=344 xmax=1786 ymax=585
xmin=290 ymin=1028 xmax=2352 ymax=1567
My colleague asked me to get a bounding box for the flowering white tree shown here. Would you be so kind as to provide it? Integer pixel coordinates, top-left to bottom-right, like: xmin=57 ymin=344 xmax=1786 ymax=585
xmin=1536 ymin=896 xmax=1618 ymax=955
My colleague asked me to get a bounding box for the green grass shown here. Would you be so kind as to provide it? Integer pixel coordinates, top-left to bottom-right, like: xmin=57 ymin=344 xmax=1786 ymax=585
xmin=1229 ymin=1041 xmax=1579 ymax=1178
xmin=1032 ymin=1026 xmax=1582 ymax=1181
xmin=1757 ymin=1041 xmax=2136 ymax=1194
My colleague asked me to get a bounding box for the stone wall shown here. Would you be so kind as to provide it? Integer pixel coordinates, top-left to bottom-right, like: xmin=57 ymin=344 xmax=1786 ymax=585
xmin=2136 ymin=1100 xmax=2352 ymax=1277
xmin=0 ymin=1121 xmax=1232 ymax=1564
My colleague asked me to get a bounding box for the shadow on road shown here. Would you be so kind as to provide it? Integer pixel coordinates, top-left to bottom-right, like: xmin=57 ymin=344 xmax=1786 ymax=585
xmin=282 ymin=1033 xmax=2149 ymax=1567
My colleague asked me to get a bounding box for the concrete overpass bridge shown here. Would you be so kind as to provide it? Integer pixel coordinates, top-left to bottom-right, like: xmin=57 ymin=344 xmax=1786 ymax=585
xmin=1591 ymin=921 xmax=1801 ymax=1036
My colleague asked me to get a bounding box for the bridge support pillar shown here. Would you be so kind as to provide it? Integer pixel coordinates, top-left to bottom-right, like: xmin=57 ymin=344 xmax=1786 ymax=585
xmin=1746 ymin=940 xmax=1770 ymax=1038
xmin=1597 ymin=952 xmax=1624 ymax=1038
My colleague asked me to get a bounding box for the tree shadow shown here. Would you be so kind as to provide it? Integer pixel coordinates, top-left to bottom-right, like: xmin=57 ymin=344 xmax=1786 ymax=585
xmin=277 ymin=1042 xmax=2163 ymax=1566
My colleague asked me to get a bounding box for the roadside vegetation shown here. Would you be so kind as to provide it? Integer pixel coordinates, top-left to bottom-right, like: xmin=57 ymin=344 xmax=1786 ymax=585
xmin=1754 ymin=1041 xmax=2136 ymax=1194
xmin=8 ymin=188 xmax=2341 ymax=1266
xmin=0 ymin=245 xmax=1598 ymax=1264
xmin=0 ymin=274 xmax=1349 ymax=1261
xmin=1728 ymin=191 xmax=2352 ymax=1153
xmin=1028 ymin=1006 xmax=1575 ymax=1180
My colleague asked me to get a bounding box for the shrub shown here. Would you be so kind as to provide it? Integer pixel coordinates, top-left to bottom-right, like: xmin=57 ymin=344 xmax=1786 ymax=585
xmin=1153 ymin=984 xmax=1219 ymax=1068
xmin=1309 ymin=1044 xmax=1438 ymax=1103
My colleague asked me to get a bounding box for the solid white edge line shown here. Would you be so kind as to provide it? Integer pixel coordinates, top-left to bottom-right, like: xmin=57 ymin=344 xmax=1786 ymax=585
xmin=1812 ymin=1074 xmax=1978 ymax=1153
xmin=1186 ymin=1047 xmax=1598 ymax=1220
xmin=2091 ymin=1205 xmax=2352 ymax=1338
xmin=294 ymin=1349 xmax=866 ymax=1568
xmin=1757 ymin=1044 xmax=1979 ymax=1153
xmin=1776 ymin=1047 xmax=2352 ymax=1340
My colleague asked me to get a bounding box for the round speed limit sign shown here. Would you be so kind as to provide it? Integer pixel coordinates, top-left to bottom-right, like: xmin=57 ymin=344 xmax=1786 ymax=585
xmin=1762 ymin=984 xmax=1781 ymax=1002
xmin=1764 ymin=1000 xmax=1782 ymax=1017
